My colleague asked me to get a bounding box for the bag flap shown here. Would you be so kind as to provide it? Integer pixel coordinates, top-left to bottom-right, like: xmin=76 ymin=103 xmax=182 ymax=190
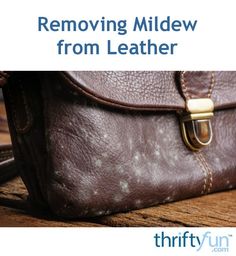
xmin=60 ymin=71 xmax=236 ymax=111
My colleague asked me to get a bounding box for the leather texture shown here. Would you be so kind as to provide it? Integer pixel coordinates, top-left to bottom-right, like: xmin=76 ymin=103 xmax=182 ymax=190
xmin=2 ymin=71 xmax=236 ymax=218
xmin=63 ymin=71 xmax=236 ymax=110
xmin=180 ymin=71 xmax=214 ymax=100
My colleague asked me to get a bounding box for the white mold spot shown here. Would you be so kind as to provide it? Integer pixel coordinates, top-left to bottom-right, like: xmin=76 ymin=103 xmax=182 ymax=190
xmin=103 ymin=134 xmax=108 ymax=139
xmin=134 ymin=152 xmax=141 ymax=161
xmin=114 ymin=194 xmax=123 ymax=202
xmin=159 ymin=129 xmax=164 ymax=134
xmin=135 ymin=199 xmax=142 ymax=207
xmin=154 ymin=150 xmax=160 ymax=156
xmin=134 ymin=167 xmax=142 ymax=177
xmin=102 ymin=152 xmax=108 ymax=158
xmin=116 ymin=165 xmax=125 ymax=174
xmin=164 ymin=196 xmax=172 ymax=202
xmin=93 ymin=190 xmax=98 ymax=195
xmin=54 ymin=170 xmax=60 ymax=176
xmin=120 ymin=180 xmax=130 ymax=193
xmin=96 ymin=210 xmax=105 ymax=216
xmin=95 ymin=159 xmax=102 ymax=168
xmin=174 ymin=155 xmax=178 ymax=161
xmin=105 ymin=210 xmax=112 ymax=215
xmin=128 ymin=138 xmax=133 ymax=149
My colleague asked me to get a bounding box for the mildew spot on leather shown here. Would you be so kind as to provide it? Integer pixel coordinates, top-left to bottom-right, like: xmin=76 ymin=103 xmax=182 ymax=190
xmin=134 ymin=152 xmax=140 ymax=161
xmin=114 ymin=194 xmax=123 ymax=202
xmin=105 ymin=210 xmax=112 ymax=215
xmin=174 ymin=155 xmax=179 ymax=160
xmin=133 ymin=167 xmax=143 ymax=177
xmin=95 ymin=159 xmax=102 ymax=167
xmin=163 ymin=137 xmax=168 ymax=142
xmin=164 ymin=196 xmax=172 ymax=203
xmin=61 ymin=183 xmax=67 ymax=189
xmin=120 ymin=180 xmax=130 ymax=193
xmin=96 ymin=210 xmax=105 ymax=216
xmin=102 ymin=152 xmax=108 ymax=158
xmin=128 ymin=138 xmax=133 ymax=149
xmin=135 ymin=199 xmax=142 ymax=207
xmin=226 ymin=180 xmax=233 ymax=189
xmin=115 ymin=165 xmax=125 ymax=174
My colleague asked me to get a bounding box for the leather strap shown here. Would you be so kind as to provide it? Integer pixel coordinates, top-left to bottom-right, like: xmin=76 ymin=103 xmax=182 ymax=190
xmin=180 ymin=71 xmax=215 ymax=100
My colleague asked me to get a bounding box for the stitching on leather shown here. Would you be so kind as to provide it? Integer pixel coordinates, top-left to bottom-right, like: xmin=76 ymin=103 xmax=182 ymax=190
xmin=195 ymin=152 xmax=213 ymax=194
xmin=181 ymin=71 xmax=215 ymax=100
xmin=60 ymin=72 xmax=184 ymax=111
xmin=180 ymin=71 xmax=190 ymax=100
xmin=195 ymin=152 xmax=208 ymax=194
xmin=198 ymin=152 xmax=213 ymax=193
xmin=8 ymin=82 xmax=33 ymax=133
xmin=207 ymin=71 xmax=215 ymax=98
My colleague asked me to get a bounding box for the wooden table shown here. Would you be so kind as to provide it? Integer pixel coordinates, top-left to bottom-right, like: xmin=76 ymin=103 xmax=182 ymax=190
xmin=0 ymin=101 xmax=235 ymax=227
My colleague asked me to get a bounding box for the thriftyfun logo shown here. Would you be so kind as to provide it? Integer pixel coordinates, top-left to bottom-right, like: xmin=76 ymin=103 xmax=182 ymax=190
xmin=154 ymin=231 xmax=232 ymax=253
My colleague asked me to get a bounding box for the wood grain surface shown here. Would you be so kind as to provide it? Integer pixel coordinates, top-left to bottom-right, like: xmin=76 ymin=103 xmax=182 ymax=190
xmin=0 ymin=101 xmax=235 ymax=227
xmin=0 ymin=177 xmax=235 ymax=227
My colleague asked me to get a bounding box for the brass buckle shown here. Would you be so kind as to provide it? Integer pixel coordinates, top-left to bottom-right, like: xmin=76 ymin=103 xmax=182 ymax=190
xmin=180 ymin=98 xmax=214 ymax=151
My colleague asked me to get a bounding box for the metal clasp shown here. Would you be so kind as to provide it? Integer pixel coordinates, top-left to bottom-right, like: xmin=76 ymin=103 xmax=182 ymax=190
xmin=180 ymin=98 xmax=214 ymax=151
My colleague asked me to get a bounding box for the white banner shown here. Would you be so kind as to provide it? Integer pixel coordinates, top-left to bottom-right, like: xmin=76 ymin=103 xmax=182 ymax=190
xmin=0 ymin=228 xmax=235 ymax=256
xmin=0 ymin=0 xmax=235 ymax=70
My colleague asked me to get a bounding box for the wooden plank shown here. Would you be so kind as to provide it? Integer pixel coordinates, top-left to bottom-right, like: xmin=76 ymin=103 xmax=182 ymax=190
xmin=96 ymin=191 xmax=236 ymax=227
xmin=0 ymin=207 xmax=107 ymax=227
xmin=0 ymin=177 xmax=235 ymax=227
xmin=0 ymin=178 xmax=107 ymax=227
xmin=0 ymin=102 xmax=11 ymax=144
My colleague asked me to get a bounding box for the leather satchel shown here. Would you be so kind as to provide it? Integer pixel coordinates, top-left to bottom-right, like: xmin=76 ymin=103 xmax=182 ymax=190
xmin=0 ymin=71 xmax=235 ymax=218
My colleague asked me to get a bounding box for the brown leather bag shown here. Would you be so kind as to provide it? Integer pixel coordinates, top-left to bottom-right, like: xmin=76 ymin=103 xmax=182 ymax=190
xmin=0 ymin=71 xmax=236 ymax=218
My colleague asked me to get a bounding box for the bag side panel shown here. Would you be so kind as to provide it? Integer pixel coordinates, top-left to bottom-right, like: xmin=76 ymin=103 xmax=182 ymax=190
xmin=42 ymin=74 xmax=236 ymax=218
